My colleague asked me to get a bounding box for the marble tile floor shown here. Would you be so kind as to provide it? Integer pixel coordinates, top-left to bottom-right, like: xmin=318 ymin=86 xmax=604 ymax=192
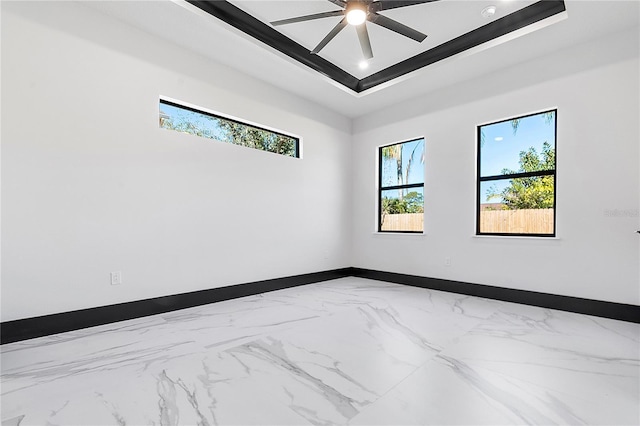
xmin=1 ymin=277 xmax=638 ymax=425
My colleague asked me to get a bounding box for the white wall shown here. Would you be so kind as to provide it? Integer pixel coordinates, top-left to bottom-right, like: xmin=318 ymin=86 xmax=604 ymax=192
xmin=351 ymin=28 xmax=640 ymax=305
xmin=2 ymin=2 xmax=638 ymax=323
xmin=1 ymin=1 xmax=352 ymax=321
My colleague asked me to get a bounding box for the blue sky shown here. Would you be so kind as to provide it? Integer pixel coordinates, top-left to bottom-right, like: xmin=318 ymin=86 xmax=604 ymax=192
xmin=160 ymin=102 xmax=226 ymax=140
xmin=480 ymin=112 xmax=555 ymax=176
xmin=479 ymin=111 xmax=555 ymax=203
xmin=381 ymin=138 xmax=425 ymax=190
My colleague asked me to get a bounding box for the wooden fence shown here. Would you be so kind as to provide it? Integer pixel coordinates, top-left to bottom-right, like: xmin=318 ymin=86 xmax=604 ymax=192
xmin=480 ymin=208 xmax=554 ymax=234
xmin=381 ymin=213 xmax=423 ymax=232
xmin=381 ymin=209 xmax=554 ymax=233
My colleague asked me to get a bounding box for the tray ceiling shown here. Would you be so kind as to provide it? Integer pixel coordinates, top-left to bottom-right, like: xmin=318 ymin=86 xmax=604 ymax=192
xmin=79 ymin=1 xmax=640 ymax=118
xmin=187 ymin=0 xmax=567 ymax=93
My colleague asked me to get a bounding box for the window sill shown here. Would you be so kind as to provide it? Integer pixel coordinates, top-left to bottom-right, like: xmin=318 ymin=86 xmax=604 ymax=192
xmin=374 ymin=232 xmax=426 ymax=236
xmin=472 ymin=235 xmax=561 ymax=240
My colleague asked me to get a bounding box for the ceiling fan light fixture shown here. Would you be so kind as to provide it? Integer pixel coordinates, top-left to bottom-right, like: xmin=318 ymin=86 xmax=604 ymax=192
xmin=274 ymin=0 xmax=430 ymax=59
xmin=346 ymin=3 xmax=367 ymax=26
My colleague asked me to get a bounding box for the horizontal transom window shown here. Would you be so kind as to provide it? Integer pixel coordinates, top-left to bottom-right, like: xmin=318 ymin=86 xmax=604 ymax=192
xmin=159 ymin=99 xmax=299 ymax=158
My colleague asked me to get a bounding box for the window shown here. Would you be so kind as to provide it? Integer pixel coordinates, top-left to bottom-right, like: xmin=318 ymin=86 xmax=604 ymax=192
xmin=379 ymin=138 xmax=425 ymax=233
xmin=159 ymin=99 xmax=299 ymax=158
xmin=477 ymin=110 xmax=557 ymax=236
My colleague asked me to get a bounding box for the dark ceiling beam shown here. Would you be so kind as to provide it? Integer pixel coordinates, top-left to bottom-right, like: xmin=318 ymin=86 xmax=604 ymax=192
xmin=186 ymin=0 xmax=360 ymax=91
xmin=358 ymin=0 xmax=566 ymax=92
xmin=186 ymin=0 xmax=565 ymax=94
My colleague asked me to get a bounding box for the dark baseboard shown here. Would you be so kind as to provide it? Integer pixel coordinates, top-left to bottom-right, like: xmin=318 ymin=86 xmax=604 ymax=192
xmin=0 ymin=268 xmax=354 ymax=345
xmin=2 ymin=266 xmax=638 ymax=344
xmin=351 ymin=268 xmax=640 ymax=324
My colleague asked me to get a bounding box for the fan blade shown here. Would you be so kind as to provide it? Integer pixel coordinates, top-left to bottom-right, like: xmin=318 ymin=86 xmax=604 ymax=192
xmin=327 ymin=0 xmax=347 ymax=7
xmin=372 ymin=0 xmax=438 ymax=11
xmin=271 ymin=10 xmax=344 ymax=26
xmin=369 ymin=12 xmax=427 ymax=42
xmin=355 ymin=24 xmax=373 ymax=59
xmin=311 ymin=18 xmax=348 ymax=54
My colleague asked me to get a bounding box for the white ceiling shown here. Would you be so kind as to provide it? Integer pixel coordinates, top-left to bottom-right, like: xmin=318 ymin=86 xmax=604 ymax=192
xmin=83 ymin=0 xmax=639 ymax=119
xmin=231 ymin=0 xmax=538 ymax=78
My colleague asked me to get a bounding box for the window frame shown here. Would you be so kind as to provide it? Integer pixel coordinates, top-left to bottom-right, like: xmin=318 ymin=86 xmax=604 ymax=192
xmin=476 ymin=109 xmax=557 ymax=237
xmin=378 ymin=137 xmax=426 ymax=234
xmin=159 ymin=98 xmax=300 ymax=158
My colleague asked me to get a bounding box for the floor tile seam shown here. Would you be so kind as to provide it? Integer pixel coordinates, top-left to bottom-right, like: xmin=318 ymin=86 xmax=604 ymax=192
xmin=212 ymin=305 xmax=425 ymax=425
xmin=436 ymin=338 xmax=640 ymax=375
xmin=346 ymin=356 xmax=441 ymax=425
xmin=0 ymin=342 xmax=209 ymax=391
xmin=189 ymin=309 xmax=344 ymax=358
xmin=0 ymin=324 xmax=214 ymax=383
xmin=423 ymin=351 xmax=635 ymax=425
xmin=424 ymin=307 xmax=504 ymax=361
xmin=214 ymin=335 xmax=356 ymax=426
xmin=239 ymin=309 xmax=342 ymax=344
xmin=158 ymin=367 xmax=318 ymax=426
xmin=346 ymin=294 xmax=485 ymax=423
xmin=429 ymin=310 xmax=640 ymax=380
xmin=161 ymin=294 xmax=338 ymax=325
xmin=217 ymin=370 xmax=322 ymax=426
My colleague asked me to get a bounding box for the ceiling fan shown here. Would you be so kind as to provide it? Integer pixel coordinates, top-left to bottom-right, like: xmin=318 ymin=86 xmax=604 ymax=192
xmin=270 ymin=0 xmax=438 ymax=60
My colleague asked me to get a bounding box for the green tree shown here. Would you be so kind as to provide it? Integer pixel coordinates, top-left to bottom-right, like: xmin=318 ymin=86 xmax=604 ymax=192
xmin=382 ymin=197 xmax=407 ymax=215
xmin=160 ymin=108 xmax=296 ymax=157
xmin=216 ymin=120 xmax=296 ymax=157
xmin=382 ymin=191 xmax=424 ymax=215
xmin=487 ymin=141 xmax=555 ymax=209
xmin=381 ymin=140 xmax=423 ymax=200
xmin=160 ymin=109 xmax=216 ymax=138
xmin=381 ymin=144 xmax=404 ymax=188
xmin=404 ymin=191 xmax=424 ymax=213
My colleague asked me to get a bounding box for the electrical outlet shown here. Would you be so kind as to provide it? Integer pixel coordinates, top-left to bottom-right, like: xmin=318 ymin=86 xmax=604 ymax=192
xmin=110 ymin=271 xmax=122 ymax=285
xmin=444 ymin=257 xmax=452 ymax=267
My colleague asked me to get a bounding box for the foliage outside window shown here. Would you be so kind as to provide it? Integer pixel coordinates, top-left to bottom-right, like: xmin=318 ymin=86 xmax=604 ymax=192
xmin=379 ymin=138 xmax=425 ymax=233
xmin=477 ymin=110 xmax=557 ymax=236
xmin=159 ymin=99 xmax=299 ymax=158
